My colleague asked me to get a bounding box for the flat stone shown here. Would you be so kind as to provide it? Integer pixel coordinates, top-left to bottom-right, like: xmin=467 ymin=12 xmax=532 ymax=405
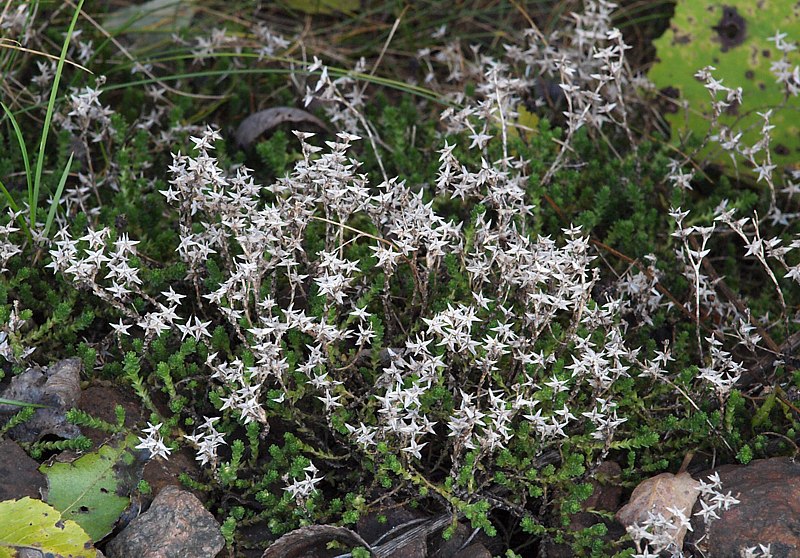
xmin=686 ymin=457 xmax=800 ymax=557
xmin=105 ymin=485 xmax=224 ymax=558
xmin=0 ymin=439 xmax=46 ymax=499
xmin=76 ymin=384 xmax=143 ymax=447
xmin=0 ymin=358 xmax=82 ymax=442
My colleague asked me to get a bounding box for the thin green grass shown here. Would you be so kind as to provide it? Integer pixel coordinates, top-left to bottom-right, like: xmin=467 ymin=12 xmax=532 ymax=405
xmin=0 ymin=397 xmax=47 ymax=409
xmin=0 ymin=0 xmax=85 ymax=240
xmin=32 ymin=0 xmax=85 ymax=230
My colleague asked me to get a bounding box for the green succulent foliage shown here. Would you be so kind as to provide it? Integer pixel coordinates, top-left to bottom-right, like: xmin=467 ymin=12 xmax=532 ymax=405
xmin=649 ymin=0 xmax=800 ymax=174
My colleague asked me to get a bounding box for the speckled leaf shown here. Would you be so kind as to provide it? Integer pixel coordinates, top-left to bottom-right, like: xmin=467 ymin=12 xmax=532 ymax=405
xmin=0 ymin=497 xmax=94 ymax=558
xmin=103 ymin=0 xmax=196 ymax=33
xmin=40 ymin=434 xmax=146 ymax=542
xmin=648 ymin=0 xmax=800 ymax=173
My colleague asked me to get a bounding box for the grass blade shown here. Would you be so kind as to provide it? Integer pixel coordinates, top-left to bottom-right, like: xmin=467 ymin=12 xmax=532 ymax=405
xmin=32 ymin=0 xmax=85 ymax=231
xmin=0 ymin=178 xmax=31 ymax=240
xmin=43 ymin=152 xmax=73 ymax=239
xmin=0 ymin=101 xmax=32 ymax=197
xmin=0 ymin=179 xmax=20 ymax=214
xmin=0 ymin=397 xmax=48 ymax=409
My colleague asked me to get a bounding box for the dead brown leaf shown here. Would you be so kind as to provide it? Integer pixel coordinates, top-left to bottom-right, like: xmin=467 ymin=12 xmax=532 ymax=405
xmin=234 ymin=107 xmax=330 ymax=148
xmin=261 ymin=524 xmax=371 ymax=558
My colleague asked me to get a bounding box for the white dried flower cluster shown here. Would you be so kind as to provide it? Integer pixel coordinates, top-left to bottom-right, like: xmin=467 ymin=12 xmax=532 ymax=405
xmin=283 ymin=461 xmax=323 ymax=504
xmin=58 ymin=80 xmax=115 ymax=144
xmin=767 ymin=30 xmax=799 ymax=97
xmin=183 ymin=416 xmax=227 ymax=467
xmin=653 ymin=106 xmax=800 ymax=399
xmin=150 ymin=108 xmax=654 ymax=502
xmin=628 ymin=507 xmax=690 ymax=558
xmin=0 ymin=3 xmax=34 ymax=44
xmin=741 ymin=544 xmax=774 ymax=558
xmin=697 ymin=59 xmax=796 ymax=218
xmin=253 ymin=22 xmax=290 ymax=60
xmin=192 ymin=27 xmax=238 ymax=66
xmin=0 ymin=301 xmax=35 ymax=363
xmin=0 ymin=211 xmax=23 ymax=273
xmin=52 ymin=79 xmax=119 ymax=218
xmin=693 ymin=472 xmax=740 ymax=525
xmin=135 ymin=421 xmax=172 ymax=460
xmin=47 ymin=226 xmax=142 ymax=317
xmin=617 ymin=254 xmax=663 ymax=327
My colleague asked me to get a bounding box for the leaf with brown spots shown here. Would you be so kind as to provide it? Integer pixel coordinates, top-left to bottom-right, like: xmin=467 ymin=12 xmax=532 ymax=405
xmin=0 ymin=497 xmax=95 ymax=557
xmin=649 ymin=0 xmax=800 ymax=175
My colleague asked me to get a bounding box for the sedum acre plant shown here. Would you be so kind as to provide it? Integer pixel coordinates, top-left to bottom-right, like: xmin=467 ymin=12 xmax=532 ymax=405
xmin=2 ymin=1 xmax=800 ymax=556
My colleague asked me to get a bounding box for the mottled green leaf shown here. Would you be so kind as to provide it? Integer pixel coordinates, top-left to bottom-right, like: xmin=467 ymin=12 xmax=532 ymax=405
xmin=103 ymin=0 xmax=196 ymax=36
xmin=40 ymin=434 xmax=146 ymax=542
xmin=649 ymin=0 xmax=800 ymax=174
xmin=0 ymin=497 xmax=94 ymax=558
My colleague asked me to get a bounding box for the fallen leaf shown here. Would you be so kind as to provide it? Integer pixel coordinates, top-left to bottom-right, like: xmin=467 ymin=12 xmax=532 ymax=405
xmin=648 ymin=0 xmax=800 ymax=175
xmin=103 ymin=0 xmax=196 ymax=34
xmin=40 ymin=434 xmax=147 ymax=542
xmin=616 ymin=470 xmax=700 ymax=550
xmin=235 ymin=107 xmax=329 ymax=148
xmin=262 ymin=524 xmax=370 ymax=558
xmin=0 ymin=497 xmax=94 ymax=558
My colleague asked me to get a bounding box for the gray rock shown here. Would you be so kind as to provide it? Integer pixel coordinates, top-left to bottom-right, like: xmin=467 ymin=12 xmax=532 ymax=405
xmin=686 ymin=457 xmax=800 ymax=557
xmin=0 ymin=358 xmax=82 ymax=442
xmin=105 ymin=485 xmax=224 ymax=558
xmin=0 ymin=439 xmax=46 ymax=499
xmin=430 ymin=522 xmax=470 ymax=557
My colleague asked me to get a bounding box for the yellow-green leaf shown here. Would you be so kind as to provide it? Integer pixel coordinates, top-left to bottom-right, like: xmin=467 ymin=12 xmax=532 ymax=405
xmin=649 ymin=0 xmax=800 ymax=175
xmin=0 ymin=497 xmax=93 ymax=558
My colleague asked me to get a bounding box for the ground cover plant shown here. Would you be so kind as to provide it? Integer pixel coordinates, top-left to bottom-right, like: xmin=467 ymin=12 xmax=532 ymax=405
xmin=1 ymin=0 xmax=799 ymax=556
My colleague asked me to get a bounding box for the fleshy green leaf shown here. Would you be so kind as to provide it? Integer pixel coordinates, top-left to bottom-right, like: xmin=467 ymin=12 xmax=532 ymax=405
xmin=0 ymin=497 xmax=94 ymax=558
